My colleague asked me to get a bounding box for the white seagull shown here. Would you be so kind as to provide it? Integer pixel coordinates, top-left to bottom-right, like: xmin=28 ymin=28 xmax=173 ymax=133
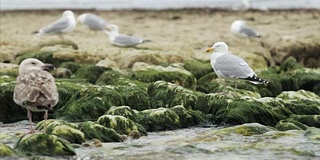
xmin=230 ymin=20 xmax=261 ymax=39
xmin=206 ymin=42 xmax=268 ymax=94
xmin=104 ymin=24 xmax=151 ymax=47
xmin=77 ymin=13 xmax=109 ymax=33
xmin=33 ymin=10 xmax=76 ymax=39
xmin=13 ymin=58 xmax=59 ymax=133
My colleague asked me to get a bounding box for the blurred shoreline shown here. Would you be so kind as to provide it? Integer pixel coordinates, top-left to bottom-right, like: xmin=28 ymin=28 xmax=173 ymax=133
xmin=1 ymin=0 xmax=319 ymax=11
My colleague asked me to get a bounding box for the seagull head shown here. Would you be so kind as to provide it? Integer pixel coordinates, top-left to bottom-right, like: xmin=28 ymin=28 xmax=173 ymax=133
xmin=19 ymin=58 xmax=55 ymax=74
xmin=206 ymin=42 xmax=229 ymax=53
xmin=106 ymin=24 xmax=119 ymax=33
xmin=232 ymin=20 xmax=246 ymax=27
xmin=62 ymin=10 xmax=75 ymax=18
xmin=77 ymin=13 xmax=87 ymax=24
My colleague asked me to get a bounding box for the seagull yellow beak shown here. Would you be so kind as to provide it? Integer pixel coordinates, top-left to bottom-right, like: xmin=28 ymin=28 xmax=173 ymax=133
xmin=206 ymin=48 xmax=214 ymax=52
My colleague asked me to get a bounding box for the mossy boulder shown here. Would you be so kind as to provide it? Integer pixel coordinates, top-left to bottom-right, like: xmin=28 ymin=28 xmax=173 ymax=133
xmin=136 ymin=108 xmax=180 ymax=131
xmin=183 ymin=59 xmax=212 ymax=79
xmin=212 ymin=123 xmax=272 ymax=136
xmin=197 ymin=75 xmax=261 ymax=96
xmin=132 ymin=63 xmax=196 ymax=89
xmin=0 ymin=143 xmax=16 ymax=157
xmin=97 ymin=115 xmax=147 ymax=136
xmin=304 ymin=127 xmax=320 ymax=141
xmin=275 ymin=119 xmax=308 ymax=131
xmin=170 ymin=105 xmax=205 ymax=128
xmin=78 ymin=121 xmax=123 ymax=142
xmin=113 ymin=85 xmax=151 ymax=111
xmin=59 ymin=61 xmax=82 ymax=74
xmin=74 ymin=65 xmax=110 ymax=84
xmin=55 ymin=86 xmax=124 ymax=121
xmin=14 ymin=134 xmax=76 ymax=156
xmin=36 ymin=120 xmax=84 ymax=144
xmin=195 ymin=94 xmax=285 ymax=126
xmin=289 ymin=115 xmax=320 ymax=128
xmin=0 ymin=81 xmax=28 ymax=123
xmin=105 ymin=106 xmax=138 ymax=121
xmin=95 ymin=70 xmax=127 ymax=85
xmin=148 ymin=81 xmax=203 ymax=109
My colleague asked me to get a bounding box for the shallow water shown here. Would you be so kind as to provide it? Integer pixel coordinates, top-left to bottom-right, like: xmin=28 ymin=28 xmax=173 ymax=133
xmin=1 ymin=121 xmax=320 ymax=159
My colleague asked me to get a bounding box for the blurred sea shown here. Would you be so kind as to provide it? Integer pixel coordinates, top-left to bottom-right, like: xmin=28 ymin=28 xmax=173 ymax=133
xmin=1 ymin=0 xmax=319 ymax=11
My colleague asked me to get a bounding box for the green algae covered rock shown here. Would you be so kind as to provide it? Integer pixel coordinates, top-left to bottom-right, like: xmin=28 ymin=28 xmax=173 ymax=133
xmin=0 ymin=81 xmax=27 ymax=123
xmin=14 ymin=134 xmax=75 ymax=156
xmin=148 ymin=81 xmax=203 ymax=109
xmin=114 ymin=85 xmax=151 ymax=111
xmin=197 ymin=75 xmax=260 ymax=96
xmin=78 ymin=121 xmax=123 ymax=142
xmin=59 ymin=61 xmax=82 ymax=74
xmin=275 ymin=119 xmax=308 ymax=131
xmin=36 ymin=120 xmax=85 ymax=144
xmin=132 ymin=63 xmax=196 ymax=89
xmin=95 ymin=70 xmax=127 ymax=85
xmin=74 ymin=65 xmax=110 ymax=84
xmin=289 ymin=115 xmax=320 ymax=128
xmin=183 ymin=59 xmax=212 ymax=79
xmin=55 ymin=86 xmax=124 ymax=121
xmin=105 ymin=106 xmax=138 ymax=121
xmin=212 ymin=123 xmax=272 ymax=136
xmin=195 ymin=94 xmax=285 ymax=126
xmin=304 ymin=127 xmax=320 ymax=140
xmin=277 ymin=90 xmax=320 ymax=103
xmin=170 ymin=105 xmax=205 ymax=128
xmin=97 ymin=115 xmax=147 ymax=136
xmin=136 ymin=108 xmax=180 ymax=131
xmin=0 ymin=143 xmax=16 ymax=157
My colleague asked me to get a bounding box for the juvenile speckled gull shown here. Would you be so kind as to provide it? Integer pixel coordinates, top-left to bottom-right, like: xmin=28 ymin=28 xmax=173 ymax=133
xmin=104 ymin=24 xmax=151 ymax=47
xmin=33 ymin=10 xmax=76 ymax=39
xmin=77 ymin=13 xmax=109 ymax=31
xmin=206 ymin=42 xmax=268 ymax=94
xmin=230 ymin=20 xmax=261 ymax=39
xmin=13 ymin=58 xmax=59 ymax=133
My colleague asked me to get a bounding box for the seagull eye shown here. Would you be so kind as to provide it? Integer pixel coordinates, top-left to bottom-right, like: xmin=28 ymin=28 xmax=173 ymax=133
xmin=31 ymin=62 xmax=36 ymax=65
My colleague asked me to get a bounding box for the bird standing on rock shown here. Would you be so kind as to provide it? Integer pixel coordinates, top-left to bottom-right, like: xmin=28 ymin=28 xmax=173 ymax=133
xmin=77 ymin=13 xmax=109 ymax=35
xmin=13 ymin=58 xmax=59 ymax=133
xmin=33 ymin=10 xmax=76 ymax=40
xmin=206 ymin=42 xmax=269 ymax=95
xmin=104 ymin=24 xmax=152 ymax=47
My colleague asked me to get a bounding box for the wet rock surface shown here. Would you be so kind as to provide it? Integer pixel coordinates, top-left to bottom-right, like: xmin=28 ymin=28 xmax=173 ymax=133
xmin=0 ymin=9 xmax=319 ymax=159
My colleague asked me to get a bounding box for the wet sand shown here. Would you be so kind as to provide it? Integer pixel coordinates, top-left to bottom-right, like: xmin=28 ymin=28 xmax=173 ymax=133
xmin=0 ymin=9 xmax=319 ymax=69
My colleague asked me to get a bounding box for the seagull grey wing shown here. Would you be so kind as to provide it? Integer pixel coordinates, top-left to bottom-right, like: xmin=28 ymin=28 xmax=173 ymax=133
xmin=40 ymin=17 xmax=70 ymax=34
xmin=239 ymin=25 xmax=260 ymax=37
xmin=14 ymin=70 xmax=59 ymax=110
xmin=114 ymin=34 xmax=143 ymax=46
xmin=84 ymin=14 xmax=107 ymax=30
xmin=214 ymin=53 xmax=255 ymax=78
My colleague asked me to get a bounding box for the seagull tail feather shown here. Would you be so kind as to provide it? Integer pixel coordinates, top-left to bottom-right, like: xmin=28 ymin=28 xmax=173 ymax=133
xmin=241 ymin=75 xmax=269 ymax=84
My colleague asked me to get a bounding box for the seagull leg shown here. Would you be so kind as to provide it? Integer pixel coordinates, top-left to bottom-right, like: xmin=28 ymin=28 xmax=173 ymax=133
xmin=43 ymin=110 xmax=48 ymax=133
xmin=235 ymin=81 xmax=238 ymax=92
xmin=28 ymin=110 xmax=35 ymax=134
xmin=223 ymin=79 xmax=227 ymax=95
xmin=58 ymin=34 xmax=64 ymax=41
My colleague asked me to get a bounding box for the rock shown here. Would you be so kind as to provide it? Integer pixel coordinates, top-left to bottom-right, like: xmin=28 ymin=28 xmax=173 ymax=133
xmin=212 ymin=123 xmax=272 ymax=136
xmin=183 ymin=59 xmax=212 ymax=79
xmin=0 ymin=81 xmax=27 ymax=123
xmin=51 ymin=68 xmax=72 ymax=78
xmin=136 ymin=107 xmax=180 ymax=131
xmin=148 ymin=81 xmax=203 ymax=109
xmin=74 ymin=65 xmax=110 ymax=84
xmin=97 ymin=115 xmax=147 ymax=136
xmin=14 ymin=134 xmax=76 ymax=156
xmin=269 ymin=37 xmax=320 ymax=68
xmin=0 ymin=63 xmax=18 ymax=77
xmin=170 ymin=105 xmax=205 ymax=128
xmin=289 ymin=115 xmax=320 ymax=128
xmin=280 ymin=56 xmax=303 ymax=72
xmin=78 ymin=121 xmax=123 ymax=142
xmin=195 ymin=94 xmax=285 ymax=126
xmin=15 ymin=50 xmax=69 ymax=67
xmin=132 ymin=63 xmax=196 ymax=89
xmin=112 ymin=50 xmax=184 ymax=69
xmin=59 ymin=61 xmax=82 ymax=74
xmin=128 ymin=130 xmax=141 ymax=139
xmin=197 ymin=75 xmax=261 ymax=96
xmin=304 ymin=127 xmax=320 ymax=141
xmin=95 ymin=70 xmax=127 ymax=85
xmin=0 ymin=143 xmax=16 ymax=157
xmin=55 ymin=86 xmax=124 ymax=121
xmin=277 ymin=90 xmax=320 ymax=103
xmin=275 ymin=119 xmax=308 ymax=131
xmin=105 ymin=106 xmax=138 ymax=121
xmin=35 ymin=120 xmax=85 ymax=144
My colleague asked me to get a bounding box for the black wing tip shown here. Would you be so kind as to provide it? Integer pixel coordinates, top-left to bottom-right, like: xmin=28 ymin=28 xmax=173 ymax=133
xmin=32 ymin=30 xmax=39 ymax=34
xmin=143 ymin=39 xmax=152 ymax=43
xmin=241 ymin=75 xmax=269 ymax=84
